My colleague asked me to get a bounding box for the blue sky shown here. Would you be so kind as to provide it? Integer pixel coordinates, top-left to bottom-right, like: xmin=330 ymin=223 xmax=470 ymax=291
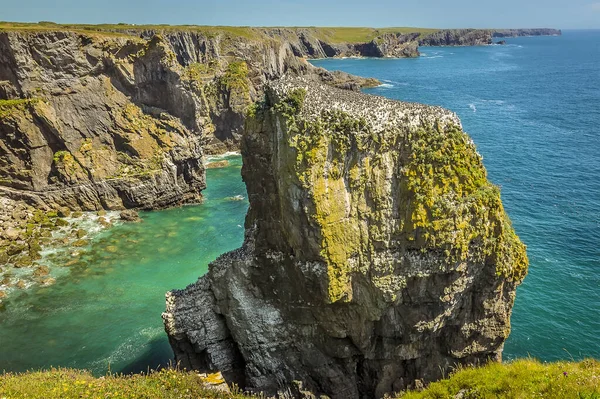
xmin=1 ymin=0 xmax=599 ymax=29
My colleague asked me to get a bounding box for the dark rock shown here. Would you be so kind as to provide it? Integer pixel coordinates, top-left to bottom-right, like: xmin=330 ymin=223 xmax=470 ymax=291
xmin=205 ymin=160 xmax=230 ymax=169
xmin=492 ymin=28 xmax=562 ymax=38
xmin=6 ymin=244 xmax=27 ymax=257
xmin=55 ymin=218 xmax=69 ymax=227
xmin=119 ymin=209 xmax=141 ymax=222
xmin=40 ymin=277 xmax=56 ymax=286
xmin=33 ymin=265 xmax=50 ymax=277
xmin=14 ymin=255 xmax=33 ymax=268
xmin=57 ymin=207 xmax=72 ymax=218
xmin=72 ymin=239 xmax=89 ymax=247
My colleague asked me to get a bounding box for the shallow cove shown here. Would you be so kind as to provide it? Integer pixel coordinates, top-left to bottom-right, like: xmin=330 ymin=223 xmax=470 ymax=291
xmin=0 ymin=155 xmax=247 ymax=375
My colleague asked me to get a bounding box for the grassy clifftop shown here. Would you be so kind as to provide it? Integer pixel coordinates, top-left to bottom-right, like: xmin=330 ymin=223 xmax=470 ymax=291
xmin=0 ymin=22 xmax=438 ymax=42
xmin=1 ymin=360 xmax=598 ymax=398
xmin=399 ymin=359 xmax=600 ymax=398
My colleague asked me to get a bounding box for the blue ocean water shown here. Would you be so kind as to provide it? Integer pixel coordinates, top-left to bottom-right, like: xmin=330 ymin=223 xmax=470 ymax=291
xmin=313 ymin=30 xmax=600 ymax=361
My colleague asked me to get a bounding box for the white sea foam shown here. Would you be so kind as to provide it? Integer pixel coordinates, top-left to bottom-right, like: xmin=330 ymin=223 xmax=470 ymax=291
xmin=469 ymin=103 xmax=477 ymax=112
xmin=90 ymin=326 xmax=164 ymax=371
xmin=206 ymin=152 xmax=241 ymax=162
xmin=379 ymin=83 xmax=394 ymax=88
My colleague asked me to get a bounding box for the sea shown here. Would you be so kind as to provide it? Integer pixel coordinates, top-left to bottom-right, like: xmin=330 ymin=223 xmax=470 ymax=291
xmin=0 ymin=30 xmax=598 ymax=374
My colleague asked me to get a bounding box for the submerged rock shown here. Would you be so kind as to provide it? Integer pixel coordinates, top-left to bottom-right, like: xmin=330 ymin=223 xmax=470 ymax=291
xmin=119 ymin=210 xmax=141 ymax=222
xmin=205 ymin=160 xmax=230 ymax=169
xmin=33 ymin=265 xmax=50 ymax=277
xmin=163 ymin=76 xmax=528 ymax=398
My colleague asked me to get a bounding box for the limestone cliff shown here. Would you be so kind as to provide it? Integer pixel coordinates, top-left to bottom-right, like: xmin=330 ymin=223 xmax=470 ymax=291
xmin=0 ymin=24 xmax=561 ymax=210
xmin=0 ymin=29 xmax=377 ymax=211
xmin=492 ymin=28 xmax=562 ymax=38
xmin=163 ymin=76 xmax=528 ymax=398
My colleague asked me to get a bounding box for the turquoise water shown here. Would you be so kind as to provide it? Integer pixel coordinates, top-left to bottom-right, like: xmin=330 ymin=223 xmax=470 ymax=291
xmin=313 ymin=30 xmax=600 ymax=361
xmin=0 ymin=155 xmax=247 ymax=374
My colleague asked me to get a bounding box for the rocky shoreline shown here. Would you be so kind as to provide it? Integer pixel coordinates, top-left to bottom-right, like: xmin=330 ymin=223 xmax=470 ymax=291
xmin=0 ymin=197 xmax=147 ymax=301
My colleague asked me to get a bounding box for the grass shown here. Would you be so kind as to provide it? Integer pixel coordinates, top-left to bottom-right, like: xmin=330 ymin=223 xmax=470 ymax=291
xmin=0 ymin=368 xmax=256 ymax=399
xmin=0 ymin=98 xmax=40 ymax=118
xmin=0 ymin=22 xmax=440 ymax=43
xmin=308 ymin=27 xmax=439 ymax=43
xmin=0 ymin=360 xmax=598 ymax=398
xmin=398 ymin=359 xmax=600 ymax=399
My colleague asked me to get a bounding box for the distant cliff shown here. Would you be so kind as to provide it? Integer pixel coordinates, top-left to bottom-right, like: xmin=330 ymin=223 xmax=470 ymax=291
xmin=163 ymin=76 xmax=528 ymax=398
xmin=493 ymin=28 xmax=562 ymax=37
xmin=419 ymin=28 xmax=562 ymax=46
xmin=0 ymin=28 xmax=375 ymax=211
xmin=0 ymin=24 xmax=560 ymax=211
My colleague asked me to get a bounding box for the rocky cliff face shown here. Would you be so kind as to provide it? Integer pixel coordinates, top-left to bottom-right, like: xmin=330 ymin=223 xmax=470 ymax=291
xmin=492 ymin=28 xmax=562 ymax=37
xmin=0 ymin=25 xmax=561 ymax=211
xmin=419 ymin=28 xmax=562 ymax=46
xmin=163 ymin=76 xmax=528 ymax=398
xmin=0 ymin=29 xmax=378 ymax=211
xmin=419 ymin=29 xmax=494 ymax=46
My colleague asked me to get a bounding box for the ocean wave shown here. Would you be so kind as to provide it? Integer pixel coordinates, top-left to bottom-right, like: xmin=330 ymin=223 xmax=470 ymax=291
xmin=206 ymin=152 xmax=241 ymax=162
xmin=89 ymin=326 xmax=164 ymax=371
xmin=379 ymin=83 xmax=394 ymax=88
xmin=482 ymin=99 xmax=506 ymax=105
xmin=469 ymin=103 xmax=477 ymax=112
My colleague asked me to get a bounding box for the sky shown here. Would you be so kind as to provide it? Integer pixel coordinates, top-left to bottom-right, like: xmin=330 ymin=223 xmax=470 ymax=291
xmin=1 ymin=0 xmax=599 ymax=29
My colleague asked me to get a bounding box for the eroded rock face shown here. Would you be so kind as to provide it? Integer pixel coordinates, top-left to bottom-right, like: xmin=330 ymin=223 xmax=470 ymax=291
xmin=0 ymin=30 xmax=382 ymax=211
xmin=163 ymin=76 xmax=528 ymax=398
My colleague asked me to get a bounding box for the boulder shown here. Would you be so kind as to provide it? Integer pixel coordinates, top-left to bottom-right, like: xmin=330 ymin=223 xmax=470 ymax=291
xmin=119 ymin=210 xmax=141 ymax=222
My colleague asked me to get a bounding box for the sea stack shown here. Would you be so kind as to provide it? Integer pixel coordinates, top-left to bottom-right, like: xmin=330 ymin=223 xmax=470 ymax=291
xmin=163 ymin=75 xmax=528 ymax=398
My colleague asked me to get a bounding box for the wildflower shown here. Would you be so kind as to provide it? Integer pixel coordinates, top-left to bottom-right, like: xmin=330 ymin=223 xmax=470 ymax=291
xmin=563 ymin=371 xmax=568 ymax=377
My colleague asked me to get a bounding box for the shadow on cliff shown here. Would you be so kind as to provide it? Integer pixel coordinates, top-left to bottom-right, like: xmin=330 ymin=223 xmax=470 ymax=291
xmin=116 ymin=337 xmax=174 ymax=375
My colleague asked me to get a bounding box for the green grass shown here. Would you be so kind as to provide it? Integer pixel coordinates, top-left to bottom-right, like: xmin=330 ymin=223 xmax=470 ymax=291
xmin=0 ymin=22 xmax=440 ymax=43
xmin=0 ymin=98 xmax=40 ymax=118
xmin=0 ymin=368 xmax=256 ymax=399
xmin=1 ymin=360 xmax=599 ymax=398
xmin=398 ymin=359 xmax=600 ymax=399
xmin=308 ymin=27 xmax=439 ymax=43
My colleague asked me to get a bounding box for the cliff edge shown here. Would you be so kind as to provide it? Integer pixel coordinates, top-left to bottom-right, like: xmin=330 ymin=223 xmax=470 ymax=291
xmin=163 ymin=76 xmax=528 ymax=398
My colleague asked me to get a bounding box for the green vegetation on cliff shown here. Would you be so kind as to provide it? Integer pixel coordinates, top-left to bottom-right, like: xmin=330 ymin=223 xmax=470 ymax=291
xmin=1 ymin=360 xmax=598 ymax=398
xmin=399 ymin=359 xmax=600 ymax=399
xmin=220 ymin=61 xmax=250 ymax=93
xmin=0 ymin=22 xmax=439 ymax=44
xmin=269 ymin=85 xmax=527 ymax=302
xmin=404 ymin=123 xmax=528 ymax=281
xmin=0 ymin=98 xmax=41 ymax=118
